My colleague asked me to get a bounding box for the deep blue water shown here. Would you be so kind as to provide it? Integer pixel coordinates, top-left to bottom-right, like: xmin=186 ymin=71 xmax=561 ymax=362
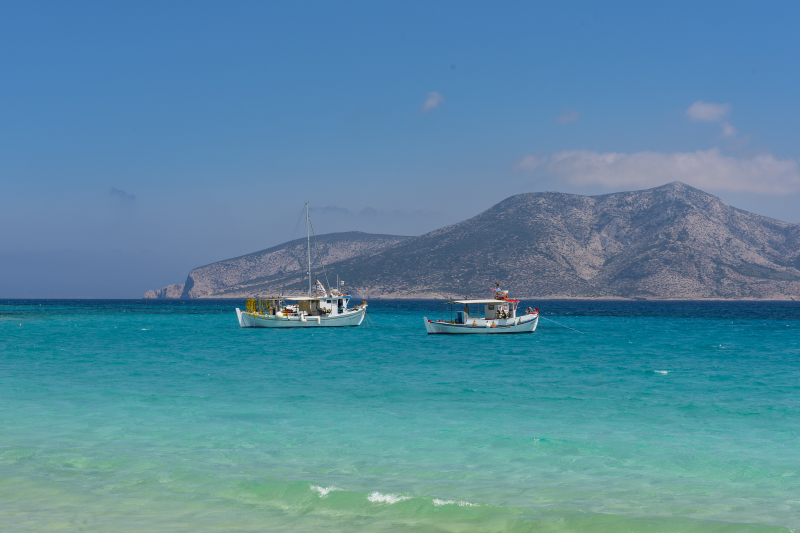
xmin=1 ymin=299 xmax=798 ymax=532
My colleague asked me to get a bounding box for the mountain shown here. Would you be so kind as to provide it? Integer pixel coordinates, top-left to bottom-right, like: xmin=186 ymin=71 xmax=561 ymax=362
xmin=174 ymin=232 xmax=411 ymax=298
xmin=145 ymin=183 xmax=800 ymax=300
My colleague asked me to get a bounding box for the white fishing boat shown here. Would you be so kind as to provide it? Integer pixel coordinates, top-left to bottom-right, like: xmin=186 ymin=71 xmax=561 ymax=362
xmin=235 ymin=203 xmax=367 ymax=328
xmin=423 ymin=285 xmax=538 ymax=334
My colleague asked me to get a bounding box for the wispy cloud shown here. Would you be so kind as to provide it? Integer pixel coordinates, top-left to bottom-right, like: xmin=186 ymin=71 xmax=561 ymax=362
xmin=110 ymin=187 xmax=136 ymax=201
xmin=721 ymin=122 xmax=737 ymax=138
xmin=686 ymin=101 xmax=731 ymax=121
xmin=516 ymin=149 xmax=800 ymax=194
xmin=687 ymin=101 xmax=738 ymax=139
xmin=546 ymin=148 xmax=800 ymax=194
xmin=421 ymin=91 xmax=445 ymax=113
xmin=556 ymin=108 xmax=580 ymax=124
xmin=515 ymin=154 xmax=547 ymax=171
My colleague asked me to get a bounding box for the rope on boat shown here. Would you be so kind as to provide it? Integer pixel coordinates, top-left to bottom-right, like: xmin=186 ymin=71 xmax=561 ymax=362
xmin=364 ymin=310 xmax=375 ymax=327
xmin=540 ymin=316 xmax=584 ymax=334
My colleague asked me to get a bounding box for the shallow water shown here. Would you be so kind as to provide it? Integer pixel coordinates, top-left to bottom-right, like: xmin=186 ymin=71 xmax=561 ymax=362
xmin=1 ymin=299 xmax=798 ymax=532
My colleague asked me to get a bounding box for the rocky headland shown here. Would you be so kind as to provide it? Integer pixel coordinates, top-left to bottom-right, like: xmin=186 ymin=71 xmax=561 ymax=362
xmin=145 ymin=183 xmax=800 ymax=300
xmin=143 ymin=284 xmax=185 ymax=299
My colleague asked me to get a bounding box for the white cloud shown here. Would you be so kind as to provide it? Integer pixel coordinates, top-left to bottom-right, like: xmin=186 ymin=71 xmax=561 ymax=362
xmin=687 ymin=101 xmax=741 ymax=139
xmin=515 ymin=154 xmax=547 ymax=171
xmin=518 ymin=149 xmax=800 ymax=194
xmin=686 ymin=101 xmax=731 ymax=121
xmin=421 ymin=91 xmax=445 ymax=113
xmin=556 ymin=110 xmax=580 ymax=124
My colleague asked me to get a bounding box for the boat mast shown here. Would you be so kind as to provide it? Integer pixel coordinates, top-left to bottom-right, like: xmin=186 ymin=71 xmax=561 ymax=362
xmin=306 ymin=202 xmax=312 ymax=297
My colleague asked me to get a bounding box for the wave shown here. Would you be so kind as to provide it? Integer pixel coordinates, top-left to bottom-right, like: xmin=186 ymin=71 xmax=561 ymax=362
xmin=433 ymin=498 xmax=477 ymax=507
xmin=310 ymin=484 xmax=342 ymax=497
xmin=367 ymin=491 xmax=410 ymax=504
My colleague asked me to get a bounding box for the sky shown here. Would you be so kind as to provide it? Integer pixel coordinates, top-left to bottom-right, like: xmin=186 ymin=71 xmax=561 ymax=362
xmin=2 ymin=1 xmax=799 ymax=297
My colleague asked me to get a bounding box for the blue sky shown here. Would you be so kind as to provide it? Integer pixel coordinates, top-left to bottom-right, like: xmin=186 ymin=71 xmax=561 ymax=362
xmin=2 ymin=1 xmax=799 ymax=297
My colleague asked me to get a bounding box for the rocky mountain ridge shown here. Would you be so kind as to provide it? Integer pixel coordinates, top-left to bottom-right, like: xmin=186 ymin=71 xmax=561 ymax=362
xmin=145 ymin=183 xmax=800 ymax=300
xmin=175 ymin=232 xmax=410 ymax=299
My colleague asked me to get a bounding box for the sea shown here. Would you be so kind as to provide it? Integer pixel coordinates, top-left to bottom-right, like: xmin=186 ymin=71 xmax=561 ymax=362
xmin=1 ymin=299 xmax=798 ymax=532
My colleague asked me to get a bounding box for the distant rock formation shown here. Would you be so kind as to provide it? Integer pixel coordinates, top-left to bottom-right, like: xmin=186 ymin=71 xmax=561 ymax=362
xmin=143 ymin=284 xmax=185 ymax=299
xmin=179 ymin=231 xmax=411 ymax=298
xmin=150 ymin=183 xmax=800 ymax=300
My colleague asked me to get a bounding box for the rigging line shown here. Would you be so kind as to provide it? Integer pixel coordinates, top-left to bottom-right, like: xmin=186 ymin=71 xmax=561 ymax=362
xmin=276 ymin=205 xmax=306 ymax=295
xmin=540 ymin=316 xmax=584 ymax=334
xmin=308 ymin=217 xmax=332 ymax=292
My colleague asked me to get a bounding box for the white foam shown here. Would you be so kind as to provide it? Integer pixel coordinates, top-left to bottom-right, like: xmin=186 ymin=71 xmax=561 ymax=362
xmin=310 ymin=485 xmax=341 ymax=497
xmin=655 ymin=370 xmax=670 ymax=374
xmin=141 ymin=329 xmax=149 ymax=331
xmin=433 ymin=498 xmax=477 ymax=507
xmin=368 ymin=491 xmax=409 ymax=504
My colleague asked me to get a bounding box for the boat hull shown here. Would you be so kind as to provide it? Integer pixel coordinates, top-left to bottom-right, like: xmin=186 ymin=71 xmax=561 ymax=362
xmin=423 ymin=313 xmax=538 ymax=334
xmin=237 ymin=308 xmax=365 ymax=328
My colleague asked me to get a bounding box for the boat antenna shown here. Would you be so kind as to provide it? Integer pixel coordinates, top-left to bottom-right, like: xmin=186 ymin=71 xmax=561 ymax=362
xmin=306 ymin=202 xmax=312 ymax=297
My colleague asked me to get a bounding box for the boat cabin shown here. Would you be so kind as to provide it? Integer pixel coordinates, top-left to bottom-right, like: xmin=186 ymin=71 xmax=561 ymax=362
xmin=297 ymin=296 xmax=351 ymax=316
xmin=442 ymin=298 xmax=519 ymax=324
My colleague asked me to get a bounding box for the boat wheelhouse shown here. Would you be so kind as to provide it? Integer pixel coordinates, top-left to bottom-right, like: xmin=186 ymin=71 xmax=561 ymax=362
xmin=423 ymin=287 xmax=538 ymax=334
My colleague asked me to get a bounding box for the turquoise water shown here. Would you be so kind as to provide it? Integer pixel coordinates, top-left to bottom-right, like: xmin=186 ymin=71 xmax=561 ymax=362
xmin=1 ymin=299 xmax=798 ymax=532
